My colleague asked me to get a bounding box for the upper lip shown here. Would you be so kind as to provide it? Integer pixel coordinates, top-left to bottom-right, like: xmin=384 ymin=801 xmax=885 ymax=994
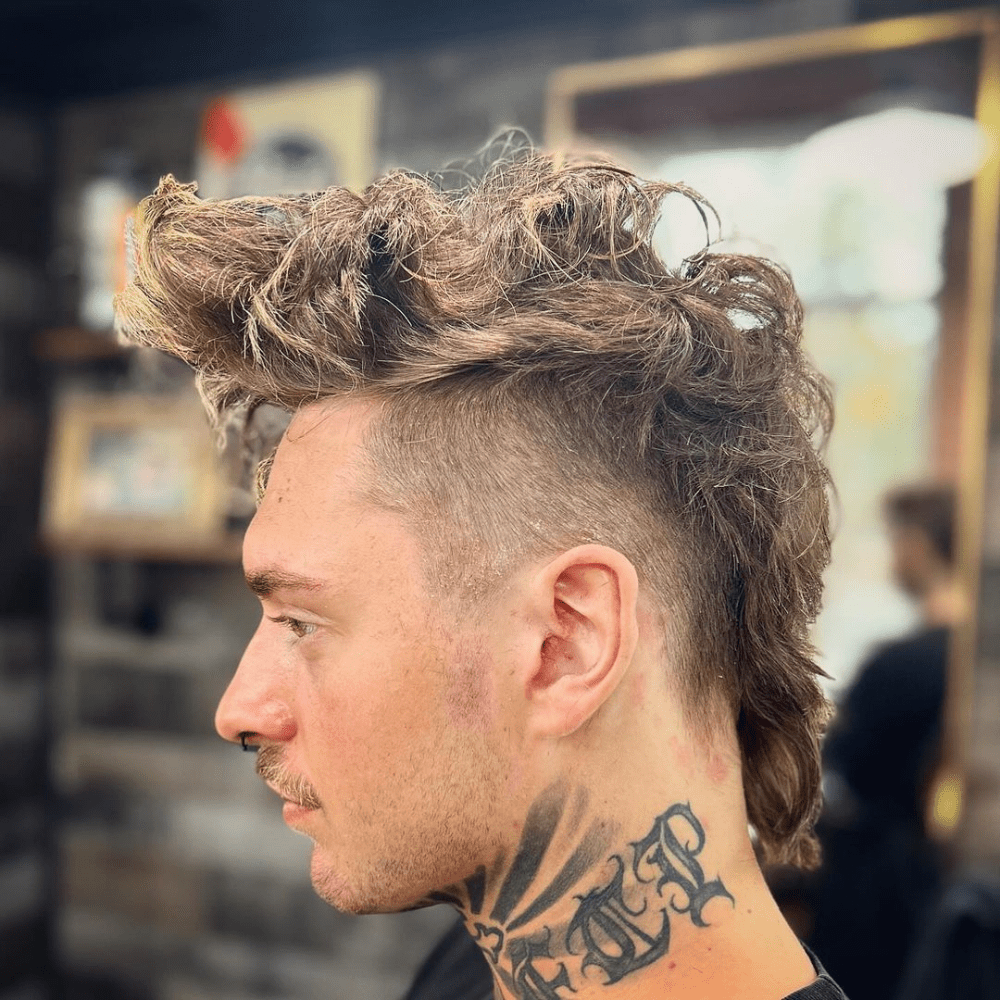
xmin=264 ymin=779 xmax=303 ymax=806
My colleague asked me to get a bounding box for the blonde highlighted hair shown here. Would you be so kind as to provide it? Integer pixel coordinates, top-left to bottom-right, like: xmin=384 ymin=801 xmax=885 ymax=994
xmin=116 ymin=143 xmax=833 ymax=867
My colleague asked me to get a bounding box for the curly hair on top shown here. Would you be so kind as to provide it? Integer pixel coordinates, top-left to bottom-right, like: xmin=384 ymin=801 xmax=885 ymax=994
xmin=115 ymin=142 xmax=833 ymax=868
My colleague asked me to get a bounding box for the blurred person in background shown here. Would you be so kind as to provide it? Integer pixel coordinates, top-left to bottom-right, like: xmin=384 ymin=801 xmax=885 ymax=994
xmin=804 ymin=483 xmax=958 ymax=1000
xmin=115 ymin=143 xmax=848 ymax=1000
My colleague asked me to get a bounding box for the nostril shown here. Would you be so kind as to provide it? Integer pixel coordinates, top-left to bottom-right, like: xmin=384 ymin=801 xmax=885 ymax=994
xmin=239 ymin=732 xmax=261 ymax=752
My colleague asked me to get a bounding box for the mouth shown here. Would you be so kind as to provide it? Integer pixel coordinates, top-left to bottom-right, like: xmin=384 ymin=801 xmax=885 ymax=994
xmin=264 ymin=780 xmax=320 ymax=828
xmin=256 ymin=745 xmax=322 ymax=814
xmin=281 ymin=799 xmax=318 ymax=826
xmin=265 ymin=779 xmax=315 ymax=811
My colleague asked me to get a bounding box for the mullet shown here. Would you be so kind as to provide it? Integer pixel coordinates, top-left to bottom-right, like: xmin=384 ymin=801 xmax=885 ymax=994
xmin=117 ymin=142 xmax=833 ymax=868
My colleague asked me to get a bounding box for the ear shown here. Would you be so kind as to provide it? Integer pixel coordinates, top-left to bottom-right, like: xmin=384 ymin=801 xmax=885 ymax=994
xmin=524 ymin=544 xmax=640 ymax=737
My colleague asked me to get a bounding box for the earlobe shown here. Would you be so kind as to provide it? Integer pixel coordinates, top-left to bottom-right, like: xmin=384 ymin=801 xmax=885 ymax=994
xmin=526 ymin=546 xmax=640 ymax=737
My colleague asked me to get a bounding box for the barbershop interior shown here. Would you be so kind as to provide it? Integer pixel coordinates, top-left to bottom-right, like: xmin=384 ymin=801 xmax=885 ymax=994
xmin=0 ymin=1 xmax=999 ymax=998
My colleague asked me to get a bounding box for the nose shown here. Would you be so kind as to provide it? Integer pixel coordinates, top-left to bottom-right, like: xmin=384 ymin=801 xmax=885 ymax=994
xmin=215 ymin=621 xmax=296 ymax=746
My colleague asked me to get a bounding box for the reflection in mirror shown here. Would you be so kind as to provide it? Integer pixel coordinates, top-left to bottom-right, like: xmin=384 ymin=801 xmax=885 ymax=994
xmin=547 ymin=16 xmax=995 ymax=696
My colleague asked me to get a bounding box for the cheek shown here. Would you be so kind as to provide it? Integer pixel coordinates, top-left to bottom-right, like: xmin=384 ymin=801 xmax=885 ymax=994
xmin=297 ymin=630 xmax=454 ymax=784
xmin=292 ymin=639 xmax=384 ymax=777
xmin=445 ymin=639 xmax=498 ymax=730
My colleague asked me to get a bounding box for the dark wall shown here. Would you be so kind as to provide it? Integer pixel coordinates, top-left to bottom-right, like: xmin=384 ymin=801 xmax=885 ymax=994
xmin=0 ymin=0 xmax=971 ymax=104
xmin=0 ymin=103 xmax=55 ymax=1000
xmin=0 ymin=0 xmax=811 ymax=103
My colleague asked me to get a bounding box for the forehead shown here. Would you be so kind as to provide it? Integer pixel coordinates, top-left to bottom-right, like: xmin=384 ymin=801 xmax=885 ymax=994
xmin=262 ymin=399 xmax=375 ymax=509
xmin=243 ymin=399 xmax=396 ymax=576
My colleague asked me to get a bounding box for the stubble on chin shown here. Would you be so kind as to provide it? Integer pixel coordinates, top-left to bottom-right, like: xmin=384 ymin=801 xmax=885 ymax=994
xmin=307 ymin=841 xmax=441 ymax=915
xmin=306 ymin=785 xmax=508 ymax=918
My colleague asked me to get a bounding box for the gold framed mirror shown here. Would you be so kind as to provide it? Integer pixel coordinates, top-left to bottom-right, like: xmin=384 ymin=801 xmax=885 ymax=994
xmin=545 ymin=8 xmax=1000 ymax=841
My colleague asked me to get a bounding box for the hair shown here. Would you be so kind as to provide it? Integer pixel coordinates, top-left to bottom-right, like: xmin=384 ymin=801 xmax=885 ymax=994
xmin=884 ymin=482 xmax=956 ymax=566
xmin=115 ymin=142 xmax=833 ymax=868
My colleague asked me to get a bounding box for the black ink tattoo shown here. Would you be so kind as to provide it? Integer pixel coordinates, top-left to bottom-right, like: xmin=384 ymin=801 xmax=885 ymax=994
xmin=490 ymin=781 xmax=569 ymax=925
xmin=565 ymin=786 xmax=589 ymax=837
xmin=473 ymin=922 xmax=506 ymax=965
xmin=631 ymin=802 xmax=734 ymax=927
xmin=461 ymin=794 xmax=733 ymax=999
xmin=465 ymin=865 xmax=487 ymax=916
xmin=509 ymin=932 xmax=575 ymax=1000
xmin=508 ymin=819 xmax=613 ymax=933
xmin=567 ymin=855 xmax=670 ymax=984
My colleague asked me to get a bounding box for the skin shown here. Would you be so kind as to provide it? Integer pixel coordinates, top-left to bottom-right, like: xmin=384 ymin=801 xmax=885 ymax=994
xmin=888 ymin=524 xmax=964 ymax=628
xmin=216 ymin=397 xmax=818 ymax=1000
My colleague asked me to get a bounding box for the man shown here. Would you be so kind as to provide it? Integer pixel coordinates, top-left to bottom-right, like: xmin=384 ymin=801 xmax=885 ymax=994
xmin=116 ymin=146 xmax=847 ymax=999
xmin=806 ymin=484 xmax=958 ymax=1000
xmin=826 ymin=483 xmax=959 ymax=822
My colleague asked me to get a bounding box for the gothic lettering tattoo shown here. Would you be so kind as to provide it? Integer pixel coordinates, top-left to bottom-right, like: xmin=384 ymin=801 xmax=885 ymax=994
xmin=509 ymin=932 xmax=575 ymax=1000
xmin=567 ymin=855 xmax=670 ymax=984
xmin=631 ymin=802 xmax=734 ymax=926
xmin=462 ymin=792 xmax=733 ymax=999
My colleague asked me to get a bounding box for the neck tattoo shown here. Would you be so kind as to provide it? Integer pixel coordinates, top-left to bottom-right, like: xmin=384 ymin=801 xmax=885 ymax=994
xmin=432 ymin=784 xmax=735 ymax=999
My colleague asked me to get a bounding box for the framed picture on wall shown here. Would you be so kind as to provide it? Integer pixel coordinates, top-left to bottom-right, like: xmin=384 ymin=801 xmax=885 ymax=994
xmin=195 ymin=69 xmax=380 ymax=199
xmin=42 ymin=393 xmax=237 ymax=560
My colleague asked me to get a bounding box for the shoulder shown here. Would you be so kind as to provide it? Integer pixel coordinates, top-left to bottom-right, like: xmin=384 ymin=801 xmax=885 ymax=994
xmin=782 ymin=976 xmax=850 ymax=999
xmin=846 ymin=626 xmax=949 ymax=701
xmin=782 ymin=947 xmax=850 ymax=1000
xmin=402 ymin=917 xmax=492 ymax=1000
xmin=869 ymin=626 xmax=949 ymax=667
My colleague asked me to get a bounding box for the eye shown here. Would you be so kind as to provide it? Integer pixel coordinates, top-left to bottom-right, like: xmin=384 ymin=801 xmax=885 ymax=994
xmin=268 ymin=614 xmax=315 ymax=639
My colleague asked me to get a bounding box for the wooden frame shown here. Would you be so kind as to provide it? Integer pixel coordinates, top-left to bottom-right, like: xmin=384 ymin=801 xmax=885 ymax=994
xmin=546 ymin=8 xmax=1000 ymax=832
xmin=42 ymin=393 xmax=238 ymax=561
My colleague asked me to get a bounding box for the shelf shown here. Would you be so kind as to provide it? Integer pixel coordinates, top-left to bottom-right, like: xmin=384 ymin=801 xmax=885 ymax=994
xmin=55 ymin=623 xmax=242 ymax=670
xmin=41 ymin=532 xmax=244 ymax=564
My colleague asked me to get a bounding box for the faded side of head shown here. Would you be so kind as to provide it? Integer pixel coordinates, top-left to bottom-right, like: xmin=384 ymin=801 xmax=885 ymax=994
xmin=116 ymin=145 xmax=833 ymax=868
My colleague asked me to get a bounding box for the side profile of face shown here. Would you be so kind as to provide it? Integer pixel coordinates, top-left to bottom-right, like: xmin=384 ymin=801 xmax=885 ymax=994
xmin=215 ymin=398 xmax=520 ymax=914
xmin=889 ymin=523 xmax=943 ymax=600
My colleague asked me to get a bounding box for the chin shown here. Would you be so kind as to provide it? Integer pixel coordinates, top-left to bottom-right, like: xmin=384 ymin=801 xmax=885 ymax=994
xmin=308 ymin=847 xmax=439 ymax=916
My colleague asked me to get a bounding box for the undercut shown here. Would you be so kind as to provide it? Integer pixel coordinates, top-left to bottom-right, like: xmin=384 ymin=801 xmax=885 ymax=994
xmin=116 ymin=142 xmax=833 ymax=867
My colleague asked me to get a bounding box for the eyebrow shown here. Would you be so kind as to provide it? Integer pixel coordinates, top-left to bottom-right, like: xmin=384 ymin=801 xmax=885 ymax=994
xmin=245 ymin=569 xmax=326 ymax=599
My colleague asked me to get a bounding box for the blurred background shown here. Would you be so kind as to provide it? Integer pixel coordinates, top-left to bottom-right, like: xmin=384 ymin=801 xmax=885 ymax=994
xmin=0 ymin=1 xmax=998 ymax=999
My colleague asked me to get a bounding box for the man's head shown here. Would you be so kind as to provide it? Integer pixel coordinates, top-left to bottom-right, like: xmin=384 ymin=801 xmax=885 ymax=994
xmin=116 ymin=148 xmax=833 ymax=897
xmin=884 ymin=482 xmax=956 ymax=602
xmin=222 ymin=399 xmax=521 ymax=913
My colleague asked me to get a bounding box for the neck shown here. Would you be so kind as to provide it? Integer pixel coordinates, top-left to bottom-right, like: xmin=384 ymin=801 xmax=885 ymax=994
xmin=437 ymin=781 xmax=814 ymax=1000
xmin=920 ymin=575 xmax=964 ymax=628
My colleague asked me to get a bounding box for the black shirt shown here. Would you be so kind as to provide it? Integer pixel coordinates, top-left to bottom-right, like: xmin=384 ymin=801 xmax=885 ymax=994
xmin=824 ymin=626 xmax=948 ymax=823
xmin=403 ymin=919 xmax=849 ymax=999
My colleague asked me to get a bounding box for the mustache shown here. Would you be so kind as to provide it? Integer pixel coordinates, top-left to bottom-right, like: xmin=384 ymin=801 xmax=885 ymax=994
xmin=255 ymin=744 xmax=323 ymax=810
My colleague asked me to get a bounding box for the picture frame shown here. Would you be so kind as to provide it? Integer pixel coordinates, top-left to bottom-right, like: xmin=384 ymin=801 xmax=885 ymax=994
xmin=42 ymin=393 xmax=237 ymax=561
xmin=195 ymin=69 xmax=380 ymax=199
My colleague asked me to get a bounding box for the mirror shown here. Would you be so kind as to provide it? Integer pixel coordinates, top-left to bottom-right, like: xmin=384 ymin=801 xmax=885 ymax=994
xmin=545 ymin=7 xmax=1000 ymax=834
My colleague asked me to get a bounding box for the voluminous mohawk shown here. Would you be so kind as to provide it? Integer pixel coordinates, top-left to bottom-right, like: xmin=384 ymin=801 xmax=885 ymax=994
xmin=115 ymin=148 xmax=716 ymax=425
xmin=115 ymin=143 xmax=834 ymax=870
